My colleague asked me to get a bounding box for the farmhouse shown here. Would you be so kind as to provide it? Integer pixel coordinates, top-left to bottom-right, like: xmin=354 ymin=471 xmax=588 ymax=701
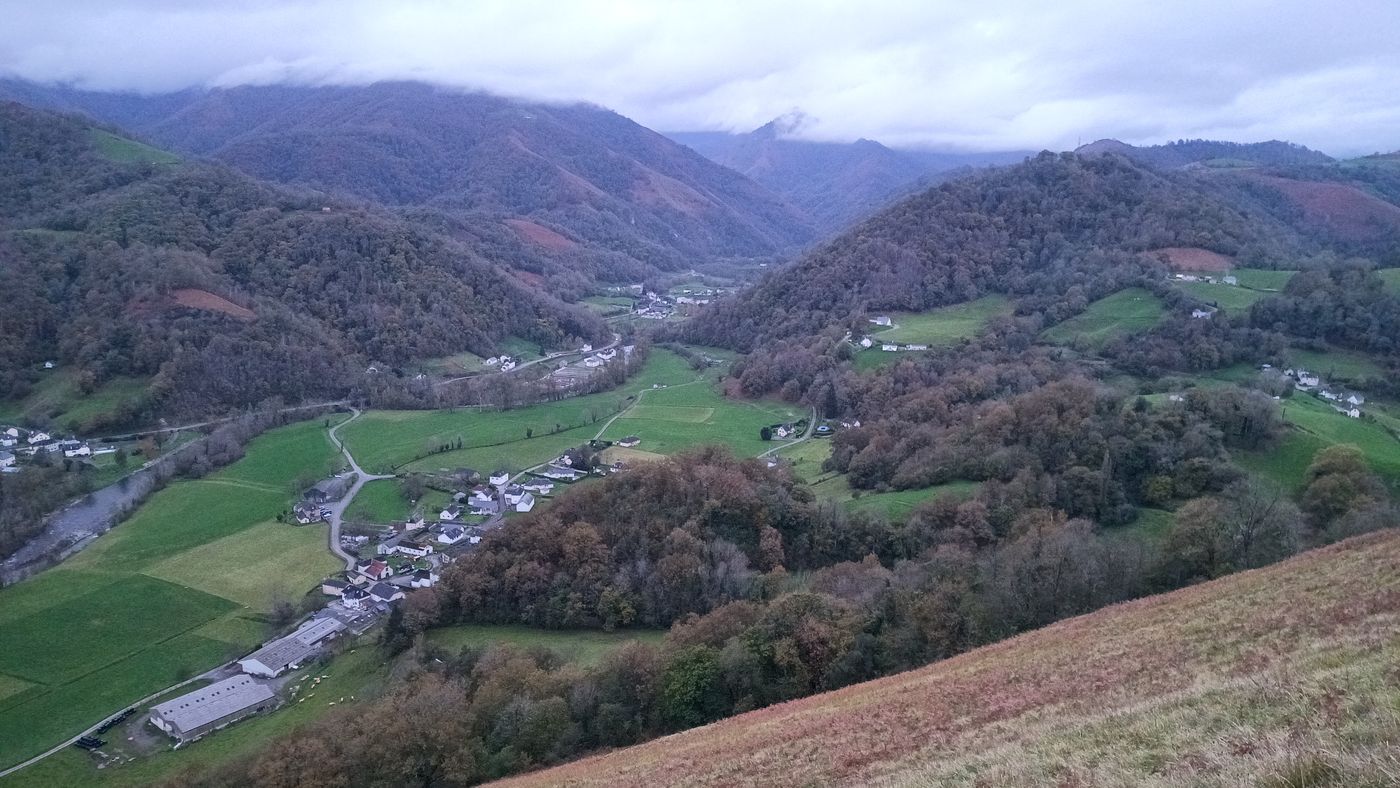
xmin=293 ymin=501 xmax=324 ymax=524
xmin=439 ymin=504 xmax=463 ymax=521
xmin=858 ymin=337 xmax=873 ymax=348
xmin=514 ymin=492 xmax=536 ymax=513
xmin=410 ymin=569 xmax=439 ymax=588
xmin=490 ymin=470 xmax=511 ymax=487
xmin=437 ymin=525 xmax=467 ymax=545
xmin=1222 ymin=275 xmax=1239 ymax=285
xmin=150 ymin=675 xmax=277 ymax=743
xmin=881 ymin=344 xmax=899 ymax=352
xmin=617 ymin=436 xmax=641 ymax=448
xmin=320 ymin=578 xmax=349 ymax=596
xmin=584 ymin=356 xmax=604 ymax=368
xmin=1190 ymin=308 xmax=1215 ymax=319
xmin=59 ymin=439 xmax=91 ymax=457
xmin=869 ymin=316 xmax=892 ymax=327
xmin=522 ymin=479 xmax=554 ymax=495
xmin=341 ymin=586 xmax=369 ymax=610
xmin=26 ymin=431 xmax=51 ymax=445
xmin=470 ymin=498 xmax=501 ymax=516
xmin=238 ymin=618 xmax=346 ymax=678
xmin=541 ymin=464 xmax=582 ymax=481
xmin=305 ymin=476 xmax=351 ymax=504
xmin=368 ymin=582 xmax=405 ymax=603
xmin=0 ymin=451 xmax=13 ymax=468
xmin=360 ymin=559 xmax=392 ymax=581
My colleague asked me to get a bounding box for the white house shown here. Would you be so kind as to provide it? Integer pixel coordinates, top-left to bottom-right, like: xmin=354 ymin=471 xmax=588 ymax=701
xmin=490 ymin=470 xmax=511 ymax=487
xmin=905 ymin=344 xmax=928 ymax=351
xmin=1191 ymin=308 xmax=1214 ymax=319
xmin=484 ymin=357 xmax=501 ymax=366
xmin=60 ymin=440 xmax=90 ymax=458
xmin=858 ymin=337 xmax=873 ymax=348
xmin=26 ymin=431 xmax=51 ymax=445
xmin=500 ymin=359 xmax=517 ymax=371
xmin=469 ymin=487 xmax=495 ymax=506
xmin=0 ymin=451 xmax=14 ymax=468
xmin=368 ymin=583 xmax=405 ymax=603
xmin=341 ymin=586 xmax=369 ymax=609
xmin=320 ymin=578 xmax=349 ymax=596
xmin=437 ymin=525 xmax=467 ymax=545
xmin=3 ymin=427 xmax=20 ymax=439
xmin=1347 ymin=393 xmax=1366 ymax=406
xmin=541 ymin=464 xmax=582 ymax=481
xmin=869 ymin=316 xmax=892 ymax=327
xmin=522 ymin=479 xmax=554 ymax=495
xmin=410 ymin=569 xmax=439 ymax=589
xmin=617 ymin=436 xmax=641 ymax=448
xmin=881 ymin=344 xmax=899 ymax=352
xmin=514 ymin=492 xmax=536 ymax=513
xmin=439 ymin=504 xmax=462 ymax=522
xmin=1222 ymin=275 xmax=1238 ymax=285
xmin=43 ymin=361 xmax=54 ymax=369
xmin=503 ymin=485 xmax=527 ymax=505
xmin=584 ymin=356 xmax=604 ymax=368
xmin=598 ymin=348 xmax=617 ymax=361
xmin=580 ymin=343 xmax=593 ymax=353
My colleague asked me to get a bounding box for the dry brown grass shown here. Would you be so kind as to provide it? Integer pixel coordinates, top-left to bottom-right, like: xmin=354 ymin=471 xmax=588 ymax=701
xmin=504 ymin=218 xmax=578 ymax=252
xmin=497 ymin=531 xmax=1400 ymax=787
xmin=170 ymin=288 xmax=256 ymax=320
xmin=1149 ymin=247 xmax=1234 ymax=272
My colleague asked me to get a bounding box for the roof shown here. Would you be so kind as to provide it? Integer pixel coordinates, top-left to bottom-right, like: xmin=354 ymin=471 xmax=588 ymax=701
xmin=308 ymin=476 xmax=349 ymax=496
xmin=342 ymin=586 xmax=368 ymax=599
xmin=241 ymin=618 xmax=345 ymax=673
xmin=369 ymin=582 xmax=400 ymax=599
xmin=153 ymin=675 xmax=275 ymax=735
xmin=322 ymin=578 xmax=349 ymax=589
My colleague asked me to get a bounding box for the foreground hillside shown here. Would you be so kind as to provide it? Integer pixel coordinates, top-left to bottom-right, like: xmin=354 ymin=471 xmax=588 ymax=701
xmin=1 ymin=80 xmax=816 ymax=285
xmin=504 ymin=529 xmax=1400 ymax=787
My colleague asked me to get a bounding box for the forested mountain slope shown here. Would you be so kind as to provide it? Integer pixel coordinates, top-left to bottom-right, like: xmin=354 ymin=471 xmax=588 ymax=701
xmin=0 ymin=81 xmax=816 ymax=287
xmin=1075 ymin=137 xmax=1334 ymax=168
xmin=503 ymin=529 xmax=1400 ymax=787
xmin=685 ymin=151 xmax=1305 ymax=350
xmin=0 ymin=102 xmax=606 ymax=423
xmin=670 ymin=117 xmax=1027 ymax=228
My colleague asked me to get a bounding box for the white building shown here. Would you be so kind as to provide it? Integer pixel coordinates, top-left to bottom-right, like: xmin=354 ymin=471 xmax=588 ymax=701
xmin=238 ymin=618 xmax=345 ymax=678
xmin=869 ymin=316 xmax=892 ymax=327
xmin=881 ymin=344 xmax=899 ymax=352
xmin=515 ymin=492 xmax=536 ymax=513
xmin=150 ymin=675 xmax=276 ymax=742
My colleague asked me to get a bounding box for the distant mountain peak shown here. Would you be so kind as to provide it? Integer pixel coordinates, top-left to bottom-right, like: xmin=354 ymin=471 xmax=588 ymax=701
xmin=753 ymin=109 xmax=813 ymax=140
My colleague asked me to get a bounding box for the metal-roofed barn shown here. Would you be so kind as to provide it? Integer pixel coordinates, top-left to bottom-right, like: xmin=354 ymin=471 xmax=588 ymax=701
xmin=149 ymin=675 xmax=276 ymax=742
xmin=237 ymin=618 xmax=345 ymax=678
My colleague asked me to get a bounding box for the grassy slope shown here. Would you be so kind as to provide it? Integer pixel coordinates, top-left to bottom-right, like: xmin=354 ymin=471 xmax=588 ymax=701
xmin=0 ymin=372 xmax=149 ymax=430
xmin=0 ymin=420 xmax=340 ymax=770
xmin=854 ymin=296 xmax=1012 ymax=370
xmin=1041 ymin=287 xmax=1166 ymax=347
xmin=504 ymin=530 xmax=1400 ymax=788
xmin=86 ymin=128 xmax=180 ymax=165
xmin=1174 ymin=280 xmax=1267 ymax=311
xmin=1230 ymin=268 xmax=1296 ymax=290
xmin=425 ymin=625 xmax=665 ymax=666
xmin=1286 ymin=347 xmax=1390 ymax=382
xmin=1378 ymin=268 xmax=1400 ymax=295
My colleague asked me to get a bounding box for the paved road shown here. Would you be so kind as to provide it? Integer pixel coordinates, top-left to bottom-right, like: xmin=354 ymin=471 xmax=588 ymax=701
xmin=757 ymin=406 xmax=819 ymax=459
xmin=325 ymin=409 xmax=394 ymax=571
xmin=433 ymin=333 xmax=622 ymax=388
xmin=95 ymin=399 xmax=350 ymax=442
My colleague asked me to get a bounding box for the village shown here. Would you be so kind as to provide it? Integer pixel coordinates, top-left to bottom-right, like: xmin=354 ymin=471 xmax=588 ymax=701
xmin=69 ymin=432 xmax=655 ymax=761
xmin=0 ymin=425 xmax=110 ymax=474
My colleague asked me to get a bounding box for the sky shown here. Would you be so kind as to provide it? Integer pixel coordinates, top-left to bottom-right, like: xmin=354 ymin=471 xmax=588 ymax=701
xmin=3 ymin=0 xmax=1398 ymax=155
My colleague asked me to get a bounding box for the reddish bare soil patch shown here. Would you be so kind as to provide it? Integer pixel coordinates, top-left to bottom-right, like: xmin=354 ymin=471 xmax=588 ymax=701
xmin=511 ymin=269 xmax=546 ymax=288
xmin=1148 ymin=247 xmax=1234 ymax=272
xmin=504 ymin=219 xmax=578 ymax=252
xmin=170 ymin=288 xmax=255 ymax=320
xmin=631 ymin=167 xmax=712 ymax=218
xmin=500 ymin=531 xmax=1400 ymax=788
xmin=1251 ymin=174 xmax=1400 ymax=242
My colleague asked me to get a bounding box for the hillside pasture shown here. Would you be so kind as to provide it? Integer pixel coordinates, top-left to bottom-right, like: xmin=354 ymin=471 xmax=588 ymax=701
xmin=1230 ymin=268 xmax=1296 ymax=290
xmin=873 ymin=295 xmax=1013 ymax=345
xmin=599 ymin=380 xmax=800 ymax=458
xmin=87 ymin=128 xmax=180 ymax=165
xmin=1380 ymin=268 xmax=1400 ymax=294
xmin=0 ymin=371 xmax=150 ymax=431
xmin=426 ymin=625 xmax=665 ymax=665
xmin=1174 ymin=280 xmax=1267 ymax=312
xmin=1285 ymin=347 xmax=1390 ymax=383
xmin=1041 ymin=288 xmax=1166 ymax=348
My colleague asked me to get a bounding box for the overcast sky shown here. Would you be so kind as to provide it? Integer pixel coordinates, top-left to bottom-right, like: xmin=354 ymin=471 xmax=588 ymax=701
xmin=3 ymin=0 xmax=1398 ymax=155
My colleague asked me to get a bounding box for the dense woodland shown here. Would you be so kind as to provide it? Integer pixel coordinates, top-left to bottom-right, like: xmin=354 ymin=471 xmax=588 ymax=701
xmin=0 ymin=102 xmax=608 ymax=423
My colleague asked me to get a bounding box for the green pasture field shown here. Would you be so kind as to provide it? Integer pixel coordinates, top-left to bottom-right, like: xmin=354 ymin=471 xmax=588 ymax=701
xmin=598 ymin=380 xmax=800 ymax=458
xmin=1175 ymin=281 xmax=1268 ymax=312
xmin=1285 ymin=347 xmax=1390 ymax=383
xmin=0 ymin=418 xmax=341 ymax=770
xmin=88 ymin=128 xmax=180 ymax=165
xmin=425 ymin=624 xmax=665 ymax=665
xmin=341 ymin=351 xmax=701 ymax=472
xmin=1041 ymin=288 xmax=1166 ymax=348
xmin=0 ymin=371 xmax=149 ymax=431
xmin=873 ymin=295 xmax=1013 ymax=345
xmin=811 ymin=475 xmax=980 ymax=518
xmin=1229 ymin=268 xmax=1296 ymax=291
xmin=1377 ymin=268 xmax=1400 ymax=295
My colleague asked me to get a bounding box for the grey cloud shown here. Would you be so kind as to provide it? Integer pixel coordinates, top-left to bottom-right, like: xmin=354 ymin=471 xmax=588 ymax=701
xmin=1 ymin=0 xmax=1397 ymax=154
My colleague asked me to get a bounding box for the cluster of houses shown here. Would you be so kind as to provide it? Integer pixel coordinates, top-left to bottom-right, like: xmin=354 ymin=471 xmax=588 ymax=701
xmin=582 ymin=347 xmax=620 ymax=368
xmin=1173 ymin=273 xmax=1240 ymax=286
xmin=149 ymin=616 xmax=349 ymax=744
xmin=293 ymin=475 xmax=352 ymax=524
xmin=484 ymin=355 xmax=519 ymax=372
xmin=0 ymin=426 xmax=108 ymax=473
xmin=856 ymin=318 xmax=929 ymax=353
xmin=1270 ymin=365 xmax=1366 ymax=418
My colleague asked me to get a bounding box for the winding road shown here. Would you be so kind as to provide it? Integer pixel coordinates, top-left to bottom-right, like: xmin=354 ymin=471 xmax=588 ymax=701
xmin=325 ymin=408 xmax=395 ymax=571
